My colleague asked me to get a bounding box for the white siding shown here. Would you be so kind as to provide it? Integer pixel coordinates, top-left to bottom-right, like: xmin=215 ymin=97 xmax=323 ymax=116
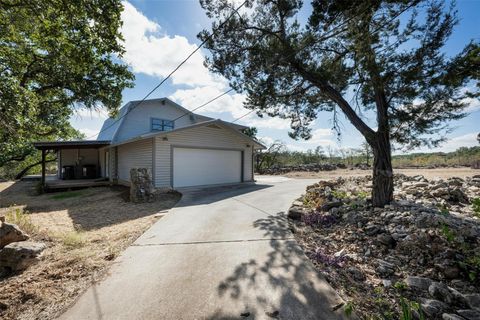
xmin=154 ymin=125 xmax=253 ymax=188
xmin=117 ymin=139 xmax=153 ymax=183
xmin=114 ymin=100 xmax=200 ymax=142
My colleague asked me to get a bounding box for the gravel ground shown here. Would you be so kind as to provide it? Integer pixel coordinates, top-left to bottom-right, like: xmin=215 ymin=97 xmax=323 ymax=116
xmin=279 ymin=167 xmax=478 ymax=180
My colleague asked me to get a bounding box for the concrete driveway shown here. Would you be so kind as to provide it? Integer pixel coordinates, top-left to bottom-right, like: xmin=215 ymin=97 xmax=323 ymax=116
xmin=59 ymin=177 xmax=348 ymax=320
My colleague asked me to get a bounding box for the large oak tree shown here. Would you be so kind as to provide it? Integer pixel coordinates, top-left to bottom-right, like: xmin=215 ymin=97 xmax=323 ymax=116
xmin=0 ymin=0 xmax=134 ymax=177
xmin=199 ymin=0 xmax=479 ymax=206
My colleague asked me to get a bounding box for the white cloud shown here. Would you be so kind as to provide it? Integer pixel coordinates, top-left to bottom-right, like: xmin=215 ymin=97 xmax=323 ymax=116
xmin=413 ymin=132 xmax=479 ymax=153
xmin=72 ymin=107 xmax=109 ymax=120
xmin=463 ymin=97 xmax=480 ymax=113
xmin=121 ymin=1 xmax=219 ymax=87
xmin=258 ymin=136 xmax=275 ymax=146
xmin=79 ymin=128 xmax=99 ymax=140
xmin=170 ymin=86 xmax=293 ymax=130
xmin=282 ymin=128 xmax=336 ymax=151
xmin=170 ymin=86 xmax=246 ymax=118
xmin=434 ymin=132 xmax=479 ymax=152
xmin=242 ymin=116 xmax=291 ymax=130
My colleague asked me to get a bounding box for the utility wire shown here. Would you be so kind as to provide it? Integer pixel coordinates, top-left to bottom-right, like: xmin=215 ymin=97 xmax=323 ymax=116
xmin=171 ymin=88 xmax=234 ymax=122
xmin=87 ymin=2 xmax=409 ymax=138
xmin=84 ymin=0 xmax=247 ymax=140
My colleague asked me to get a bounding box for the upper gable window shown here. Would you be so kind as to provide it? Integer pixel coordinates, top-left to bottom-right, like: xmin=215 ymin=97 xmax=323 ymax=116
xmin=151 ymin=118 xmax=174 ymax=132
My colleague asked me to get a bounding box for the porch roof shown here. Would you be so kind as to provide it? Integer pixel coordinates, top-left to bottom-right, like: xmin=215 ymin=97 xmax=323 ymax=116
xmin=33 ymin=140 xmax=111 ymax=150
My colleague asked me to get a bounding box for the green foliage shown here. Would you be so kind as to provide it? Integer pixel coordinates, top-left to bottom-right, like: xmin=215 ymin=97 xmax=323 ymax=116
xmin=459 ymin=254 xmax=480 ymax=282
xmin=437 ymin=204 xmax=450 ymax=216
xmin=332 ymin=190 xmax=348 ymax=200
xmin=393 ymin=281 xmax=408 ymax=291
xmin=344 ymin=301 xmax=354 ymax=317
xmin=399 ymin=298 xmax=424 ymax=320
xmin=200 ymin=0 xmax=478 ymax=147
xmin=472 ymin=198 xmax=480 ymax=217
xmin=441 ymin=224 xmax=456 ymax=242
xmin=242 ymin=127 xmax=258 ymax=138
xmin=392 ymin=146 xmax=480 ymax=168
xmin=255 ymin=144 xmax=479 ymax=171
xmin=0 ymin=0 xmax=134 ymax=176
xmin=355 ymin=191 xmax=370 ymax=200
xmin=50 ymin=190 xmax=86 ymax=200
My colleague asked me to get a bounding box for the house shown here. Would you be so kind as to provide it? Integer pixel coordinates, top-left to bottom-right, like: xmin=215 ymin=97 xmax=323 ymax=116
xmin=34 ymin=98 xmax=265 ymax=190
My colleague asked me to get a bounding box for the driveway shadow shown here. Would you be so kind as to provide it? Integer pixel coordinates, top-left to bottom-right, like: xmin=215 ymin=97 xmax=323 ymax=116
xmin=0 ymin=181 xmax=180 ymax=231
xmin=211 ymin=213 xmax=348 ymax=320
xmin=175 ymin=183 xmax=273 ymax=207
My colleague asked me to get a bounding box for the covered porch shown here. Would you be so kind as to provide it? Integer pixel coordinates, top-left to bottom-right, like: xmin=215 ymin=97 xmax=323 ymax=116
xmin=33 ymin=140 xmax=111 ymax=190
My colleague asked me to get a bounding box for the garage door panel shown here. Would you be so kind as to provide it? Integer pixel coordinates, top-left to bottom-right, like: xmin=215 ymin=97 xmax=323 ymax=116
xmin=173 ymin=148 xmax=241 ymax=188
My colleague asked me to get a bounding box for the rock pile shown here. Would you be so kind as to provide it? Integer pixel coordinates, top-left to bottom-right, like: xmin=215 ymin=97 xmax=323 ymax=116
xmin=289 ymin=174 xmax=480 ymax=318
xmin=260 ymin=163 xmax=345 ymax=175
xmin=0 ymin=216 xmax=45 ymax=275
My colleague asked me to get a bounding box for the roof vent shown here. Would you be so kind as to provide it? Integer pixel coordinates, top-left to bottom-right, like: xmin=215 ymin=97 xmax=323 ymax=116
xmin=189 ymin=114 xmax=196 ymax=121
xmin=161 ymin=99 xmax=166 ymax=105
xmin=206 ymin=124 xmax=221 ymax=129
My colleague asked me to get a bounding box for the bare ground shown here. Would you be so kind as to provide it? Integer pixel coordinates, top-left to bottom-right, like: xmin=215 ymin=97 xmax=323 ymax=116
xmin=281 ymin=167 xmax=479 ymax=180
xmin=0 ymin=181 xmax=181 ymax=320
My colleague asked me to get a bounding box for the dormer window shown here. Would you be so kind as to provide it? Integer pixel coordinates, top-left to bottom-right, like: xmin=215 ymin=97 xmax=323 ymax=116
xmin=151 ymin=118 xmax=174 ymax=131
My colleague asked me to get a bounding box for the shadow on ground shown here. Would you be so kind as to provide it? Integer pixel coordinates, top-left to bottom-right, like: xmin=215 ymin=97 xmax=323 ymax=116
xmin=0 ymin=181 xmax=180 ymax=231
xmin=210 ymin=213 xmax=348 ymax=320
xmin=175 ymin=183 xmax=273 ymax=207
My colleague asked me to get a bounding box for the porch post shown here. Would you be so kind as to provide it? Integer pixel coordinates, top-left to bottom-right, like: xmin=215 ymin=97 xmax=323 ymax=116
xmin=41 ymin=149 xmax=46 ymax=187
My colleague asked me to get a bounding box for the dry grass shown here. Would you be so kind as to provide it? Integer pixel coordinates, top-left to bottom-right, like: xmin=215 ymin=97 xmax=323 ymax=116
xmin=0 ymin=181 xmax=181 ymax=320
xmin=281 ymin=167 xmax=479 ymax=180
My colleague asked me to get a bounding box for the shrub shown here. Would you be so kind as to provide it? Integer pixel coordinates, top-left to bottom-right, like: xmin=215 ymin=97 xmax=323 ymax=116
xmin=4 ymin=207 xmax=37 ymax=235
xmin=472 ymin=198 xmax=480 ymax=217
xmin=399 ymin=298 xmax=424 ymax=320
xmin=60 ymin=231 xmax=86 ymax=249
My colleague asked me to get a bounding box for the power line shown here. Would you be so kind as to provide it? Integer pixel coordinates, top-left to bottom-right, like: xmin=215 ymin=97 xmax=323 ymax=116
xmin=232 ymin=110 xmax=255 ymax=123
xmin=86 ymin=1 xmax=410 ymax=138
xmin=84 ymin=0 xmax=247 ymax=140
xmin=171 ymin=88 xmax=234 ymax=122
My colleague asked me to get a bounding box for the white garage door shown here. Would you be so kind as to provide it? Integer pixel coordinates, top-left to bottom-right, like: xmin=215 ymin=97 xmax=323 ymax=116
xmin=173 ymin=147 xmax=242 ymax=188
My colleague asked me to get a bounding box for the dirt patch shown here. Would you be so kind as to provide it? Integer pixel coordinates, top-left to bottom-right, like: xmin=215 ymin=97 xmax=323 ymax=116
xmin=0 ymin=181 xmax=181 ymax=320
xmin=280 ymin=167 xmax=478 ymax=180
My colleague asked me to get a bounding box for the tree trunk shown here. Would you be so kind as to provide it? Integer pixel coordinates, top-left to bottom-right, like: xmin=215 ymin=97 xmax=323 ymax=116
xmin=14 ymin=158 xmax=56 ymax=180
xmin=371 ymin=131 xmax=394 ymax=207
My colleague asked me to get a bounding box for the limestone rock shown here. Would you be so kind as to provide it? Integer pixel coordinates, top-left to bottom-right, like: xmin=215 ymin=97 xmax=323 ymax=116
xmin=0 ymin=221 xmax=29 ymax=249
xmin=421 ymin=299 xmax=448 ymax=317
xmin=464 ymin=294 xmax=480 ymax=310
xmin=442 ymin=314 xmax=466 ymax=320
xmin=377 ymin=233 xmax=396 ymax=248
xmin=319 ymin=201 xmax=343 ymax=212
xmin=347 ymin=266 xmax=366 ymax=281
xmin=405 ymin=276 xmax=433 ymax=291
xmin=0 ymin=241 xmax=46 ymax=272
xmin=287 ymin=206 xmax=304 ymax=220
xmin=129 ymin=168 xmax=154 ymax=203
xmin=376 ymin=260 xmax=395 ymax=277
xmin=429 ymin=282 xmax=453 ymax=304
xmin=456 ymin=309 xmax=480 ymax=320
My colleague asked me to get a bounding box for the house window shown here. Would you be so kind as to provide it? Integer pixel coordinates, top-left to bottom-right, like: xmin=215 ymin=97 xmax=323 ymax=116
xmin=151 ymin=118 xmax=174 ymax=131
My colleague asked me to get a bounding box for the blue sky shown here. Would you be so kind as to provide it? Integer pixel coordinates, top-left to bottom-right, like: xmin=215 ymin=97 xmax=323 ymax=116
xmin=72 ymin=0 xmax=480 ymax=153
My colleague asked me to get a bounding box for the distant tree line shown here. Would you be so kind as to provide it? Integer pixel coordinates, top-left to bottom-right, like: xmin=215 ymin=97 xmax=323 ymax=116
xmin=254 ymin=141 xmax=480 ymax=172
